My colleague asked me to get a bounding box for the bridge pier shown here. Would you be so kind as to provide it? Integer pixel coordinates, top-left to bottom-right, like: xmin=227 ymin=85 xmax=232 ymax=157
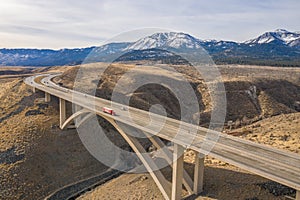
xmin=52 ymin=100 xmax=204 ymax=200
xmin=60 ymin=108 xmax=91 ymax=130
xmin=193 ymin=152 xmax=204 ymax=194
xmin=145 ymin=133 xmax=193 ymax=194
xmin=32 ymin=87 xmax=36 ymax=93
xmin=74 ymin=105 xmax=83 ymax=123
xmin=296 ymin=191 xmax=300 ymax=200
xmin=59 ymin=98 xmax=66 ymax=129
xmin=106 ymin=118 xmax=172 ymax=200
xmin=100 ymin=122 xmax=204 ymax=200
xmin=45 ymin=92 xmax=51 ymax=102
xmin=171 ymin=144 xmax=184 ymax=200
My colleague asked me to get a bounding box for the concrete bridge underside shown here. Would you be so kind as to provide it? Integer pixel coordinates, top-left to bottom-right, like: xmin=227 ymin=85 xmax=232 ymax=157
xmin=31 ymin=87 xmax=300 ymax=200
xmin=57 ymin=96 xmax=204 ymax=200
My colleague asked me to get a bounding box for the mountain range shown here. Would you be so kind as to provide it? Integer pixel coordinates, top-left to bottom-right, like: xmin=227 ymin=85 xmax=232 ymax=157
xmin=1 ymin=29 xmax=300 ymax=67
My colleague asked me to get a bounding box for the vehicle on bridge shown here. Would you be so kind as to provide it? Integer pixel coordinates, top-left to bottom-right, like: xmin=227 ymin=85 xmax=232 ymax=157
xmin=102 ymin=107 xmax=115 ymax=115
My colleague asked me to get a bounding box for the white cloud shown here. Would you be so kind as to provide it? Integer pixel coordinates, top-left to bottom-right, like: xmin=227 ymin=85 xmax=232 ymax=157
xmin=0 ymin=0 xmax=299 ymax=48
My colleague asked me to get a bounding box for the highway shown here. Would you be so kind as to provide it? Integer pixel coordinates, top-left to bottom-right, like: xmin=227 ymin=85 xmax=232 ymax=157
xmin=24 ymin=74 xmax=300 ymax=197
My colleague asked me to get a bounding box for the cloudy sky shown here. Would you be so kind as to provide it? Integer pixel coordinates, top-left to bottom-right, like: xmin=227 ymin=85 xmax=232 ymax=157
xmin=0 ymin=0 xmax=299 ymax=49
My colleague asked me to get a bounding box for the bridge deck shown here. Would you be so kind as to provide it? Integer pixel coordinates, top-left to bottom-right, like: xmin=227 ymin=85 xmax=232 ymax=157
xmin=25 ymin=75 xmax=300 ymax=194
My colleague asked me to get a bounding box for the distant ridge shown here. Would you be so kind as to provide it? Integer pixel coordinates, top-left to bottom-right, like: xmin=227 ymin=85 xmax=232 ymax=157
xmin=0 ymin=29 xmax=300 ymax=67
xmin=245 ymin=29 xmax=300 ymax=48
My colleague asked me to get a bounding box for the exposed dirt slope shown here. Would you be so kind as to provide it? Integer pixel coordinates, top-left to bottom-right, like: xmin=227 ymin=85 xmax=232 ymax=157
xmin=1 ymin=65 xmax=299 ymax=200
xmin=58 ymin=64 xmax=300 ymax=127
xmin=228 ymin=112 xmax=300 ymax=153
xmin=78 ymin=112 xmax=300 ymax=200
xmin=68 ymin=64 xmax=300 ymax=200
xmin=0 ymin=70 xmax=110 ymax=199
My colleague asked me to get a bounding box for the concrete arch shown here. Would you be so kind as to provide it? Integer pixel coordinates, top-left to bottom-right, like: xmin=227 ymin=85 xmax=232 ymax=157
xmin=99 ymin=114 xmax=197 ymax=200
xmin=58 ymin=100 xmax=202 ymax=200
xmin=61 ymin=108 xmax=93 ymax=130
xmin=100 ymin=115 xmax=172 ymax=199
xmin=76 ymin=112 xmax=96 ymax=128
xmin=25 ymin=75 xmax=300 ymax=200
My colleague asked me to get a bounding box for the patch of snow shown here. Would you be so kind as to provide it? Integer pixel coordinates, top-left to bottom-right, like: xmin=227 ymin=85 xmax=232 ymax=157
xmin=279 ymin=33 xmax=300 ymax=43
xmin=257 ymin=37 xmax=275 ymax=44
xmin=245 ymin=29 xmax=300 ymax=46
xmin=126 ymin=32 xmax=202 ymax=50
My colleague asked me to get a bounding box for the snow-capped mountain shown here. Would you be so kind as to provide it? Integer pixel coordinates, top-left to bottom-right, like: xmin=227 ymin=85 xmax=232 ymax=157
xmin=0 ymin=29 xmax=300 ymax=67
xmin=245 ymin=29 xmax=300 ymax=48
xmin=126 ymin=32 xmax=202 ymax=50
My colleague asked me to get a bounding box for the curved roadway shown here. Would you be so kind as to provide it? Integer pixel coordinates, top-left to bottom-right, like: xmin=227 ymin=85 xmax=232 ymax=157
xmin=24 ymin=74 xmax=300 ymax=193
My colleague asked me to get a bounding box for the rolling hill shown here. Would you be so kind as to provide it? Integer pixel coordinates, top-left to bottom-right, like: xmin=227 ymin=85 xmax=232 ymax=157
xmin=0 ymin=29 xmax=300 ymax=67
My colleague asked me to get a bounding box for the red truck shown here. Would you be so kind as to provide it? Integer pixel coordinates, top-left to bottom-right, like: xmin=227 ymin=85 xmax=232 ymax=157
xmin=102 ymin=107 xmax=115 ymax=115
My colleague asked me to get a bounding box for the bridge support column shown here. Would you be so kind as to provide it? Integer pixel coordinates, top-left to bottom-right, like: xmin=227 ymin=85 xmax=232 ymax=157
xmin=145 ymin=133 xmax=193 ymax=194
xmin=193 ymin=152 xmax=204 ymax=194
xmin=104 ymin=118 xmax=172 ymax=200
xmin=32 ymin=87 xmax=36 ymax=93
xmin=45 ymin=92 xmax=51 ymax=102
xmin=59 ymin=98 xmax=66 ymax=129
xmin=171 ymin=144 xmax=184 ymax=200
xmin=296 ymin=190 xmax=300 ymax=200
xmin=74 ymin=104 xmax=83 ymax=123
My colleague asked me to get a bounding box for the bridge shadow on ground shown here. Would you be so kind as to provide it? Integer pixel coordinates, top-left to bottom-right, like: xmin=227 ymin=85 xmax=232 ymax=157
xmin=130 ymin=161 xmax=295 ymax=200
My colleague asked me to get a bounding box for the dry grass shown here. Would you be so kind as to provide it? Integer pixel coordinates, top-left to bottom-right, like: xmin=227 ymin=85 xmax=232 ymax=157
xmin=0 ymin=68 xmax=109 ymax=199
xmin=75 ymin=64 xmax=300 ymax=200
xmin=0 ymin=64 xmax=299 ymax=199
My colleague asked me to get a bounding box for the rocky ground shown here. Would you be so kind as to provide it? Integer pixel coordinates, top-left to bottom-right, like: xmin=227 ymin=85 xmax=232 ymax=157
xmin=77 ymin=112 xmax=300 ymax=200
xmin=0 ymin=64 xmax=299 ymax=200
xmin=57 ymin=64 xmax=300 ymax=126
xmin=0 ymin=67 xmax=109 ymax=200
xmin=74 ymin=64 xmax=300 ymax=200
